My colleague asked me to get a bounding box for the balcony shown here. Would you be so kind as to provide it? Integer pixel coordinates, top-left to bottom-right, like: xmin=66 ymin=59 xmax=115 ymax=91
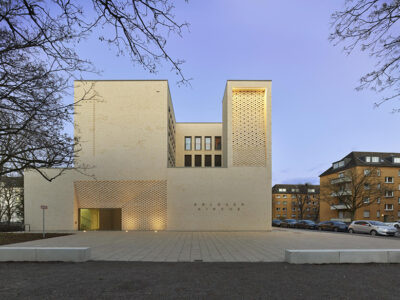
xmin=330 ymin=204 xmax=348 ymax=210
xmin=331 ymin=190 xmax=352 ymax=197
xmin=330 ymin=177 xmax=351 ymax=185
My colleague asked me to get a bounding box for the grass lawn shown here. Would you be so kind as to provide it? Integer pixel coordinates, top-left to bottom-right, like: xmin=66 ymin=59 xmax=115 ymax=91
xmin=0 ymin=233 xmax=71 ymax=246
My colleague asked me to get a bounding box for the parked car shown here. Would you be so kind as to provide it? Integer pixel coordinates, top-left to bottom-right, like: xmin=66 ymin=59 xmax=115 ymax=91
xmin=385 ymin=221 xmax=400 ymax=230
xmin=272 ymin=219 xmax=282 ymax=227
xmin=295 ymin=220 xmax=317 ymax=230
xmin=348 ymin=220 xmax=397 ymax=236
xmin=316 ymin=221 xmax=348 ymax=232
xmin=280 ymin=219 xmax=297 ymax=228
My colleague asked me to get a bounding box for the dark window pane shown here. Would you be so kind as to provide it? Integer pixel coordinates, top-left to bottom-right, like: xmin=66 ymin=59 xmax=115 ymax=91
xmin=205 ymin=155 xmax=212 ymax=167
xmin=215 ymin=136 xmax=221 ymax=150
xmin=215 ymin=155 xmax=222 ymax=167
xmin=195 ymin=155 xmax=202 ymax=167
xmin=185 ymin=137 xmax=191 ymax=150
xmin=185 ymin=155 xmax=192 ymax=167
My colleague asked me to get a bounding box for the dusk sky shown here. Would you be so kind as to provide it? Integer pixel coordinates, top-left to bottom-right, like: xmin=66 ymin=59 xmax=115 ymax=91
xmin=74 ymin=0 xmax=400 ymax=185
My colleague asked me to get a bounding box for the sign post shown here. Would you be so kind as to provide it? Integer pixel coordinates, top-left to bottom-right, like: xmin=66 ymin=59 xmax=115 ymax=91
xmin=40 ymin=205 xmax=48 ymax=238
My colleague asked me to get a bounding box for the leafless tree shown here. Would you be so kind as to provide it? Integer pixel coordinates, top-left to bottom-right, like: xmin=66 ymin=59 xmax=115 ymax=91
xmin=330 ymin=0 xmax=400 ymax=111
xmin=0 ymin=176 xmax=23 ymax=224
xmin=0 ymin=0 xmax=189 ymax=181
xmin=292 ymin=183 xmax=319 ymax=220
xmin=320 ymin=167 xmax=389 ymax=221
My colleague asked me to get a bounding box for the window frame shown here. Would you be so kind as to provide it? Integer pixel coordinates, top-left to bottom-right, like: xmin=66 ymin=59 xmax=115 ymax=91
xmin=194 ymin=155 xmax=202 ymax=167
xmin=194 ymin=136 xmax=202 ymax=151
xmin=215 ymin=136 xmax=222 ymax=151
xmin=184 ymin=155 xmax=192 ymax=167
xmin=205 ymin=136 xmax=212 ymax=151
xmin=184 ymin=136 xmax=192 ymax=151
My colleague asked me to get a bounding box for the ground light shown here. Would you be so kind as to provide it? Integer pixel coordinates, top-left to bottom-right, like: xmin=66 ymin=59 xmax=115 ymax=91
xmin=125 ymin=230 xmax=128 ymax=232
xmin=154 ymin=230 xmax=158 ymax=233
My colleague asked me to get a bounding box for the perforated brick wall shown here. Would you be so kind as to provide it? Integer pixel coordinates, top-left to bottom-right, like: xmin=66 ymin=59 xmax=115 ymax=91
xmin=232 ymin=89 xmax=267 ymax=167
xmin=74 ymin=180 xmax=167 ymax=230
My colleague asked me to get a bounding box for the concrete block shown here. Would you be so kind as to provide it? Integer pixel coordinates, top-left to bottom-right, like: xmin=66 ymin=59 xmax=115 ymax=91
xmin=387 ymin=250 xmax=400 ymax=263
xmin=285 ymin=250 xmax=340 ymax=264
xmin=0 ymin=247 xmax=36 ymax=261
xmin=35 ymin=247 xmax=91 ymax=262
xmin=339 ymin=250 xmax=387 ymax=263
xmin=0 ymin=247 xmax=90 ymax=262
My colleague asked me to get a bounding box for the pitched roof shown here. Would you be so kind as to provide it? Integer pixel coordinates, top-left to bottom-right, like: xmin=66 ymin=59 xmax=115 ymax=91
xmin=272 ymin=184 xmax=320 ymax=194
xmin=319 ymin=151 xmax=400 ymax=177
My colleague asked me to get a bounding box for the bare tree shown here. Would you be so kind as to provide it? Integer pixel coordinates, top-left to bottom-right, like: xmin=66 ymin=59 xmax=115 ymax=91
xmin=0 ymin=0 xmax=189 ymax=181
xmin=330 ymin=0 xmax=400 ymax=111
xmin=321 ymin=167 xmax=389 ymax=221
xmin=0 ymin=176 xmax=23 ymax=224
xmin=292 ymin=183 xmax=319 ymax=220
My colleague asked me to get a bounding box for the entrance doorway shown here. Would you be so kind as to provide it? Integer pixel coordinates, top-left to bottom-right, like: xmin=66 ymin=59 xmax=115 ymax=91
xmin=79 ymin=208 xmax=122 ymax=231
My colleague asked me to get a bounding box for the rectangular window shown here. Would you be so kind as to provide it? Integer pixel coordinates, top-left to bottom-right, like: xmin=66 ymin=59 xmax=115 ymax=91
xmin=308 ymin=189 xmax=315 ymax=193
xmin=282 ymin=208 xmax=287 ymax=211
xmin=205 ymin=155 xmax=212 ymax=167
xmin=292 ymin=207 xmax=296 ymax=211
xmin=364 ymin=184 xmax=370 ymax=190
xmin=363 ymin=210 xmax=370 ymax=218
xmin=363 ymin=197 xmax=369 ymax=204
xmin=385 ymin=177 xmax=394 ymax=183
xmin=215 ymin=155 xmax=222 ymax=167
xmin=184 ymin=155 xmax=192 ymax=167
xmin=372 ymin=156 xmax=379 ymax=163
xmin=278 ymin=188 xmax=286 ymax=192
xmin=394 ymin=157 xmax=400 ymax=163
xmin=377 ymin=169 xmax=381 ymax=176
xmin=195 ymin=155 xmax=201 ymax=167
xmin=276 ymin=201 xmax=280 ymax=205
xmin=283 ymin=201 xmax=287 ymax=205
xmin=184 ymin=137 xmax=192 ymax=150
xmin=364 ymin=169 xmax=370 ymax=175
xmin=398 ymin=211 xmax=400 ymax=217
xmin=276 ymin=208 xmax=280 ymax=211
xmin=215 ymin=136 xmax=222 ymax=150
xmin=385 ymin=204 xmax=394 ymax=211
xmin=195 ymin=137 xmax=202 ymax=151
xmin=377 ymin=210 xmax=380 ymax=218
xmin=398 ymin=197 xmax=400 ymax=204
xmin=377 ymin=197 xmax=381 ymax=204
xmin=291 ymin=195 xmax=296 ymax=198
xmin=385 ymin=190 xmax=394 ymax=197
xmin=205 ymin=136 xmax=211 ymax=150
xmin=283 ymin=195 xmax=287 ymax=198
xmin=377 ymin=183 xmax=381 ymax=189
xmin=365 ymin=156 xmax=371 ymax=162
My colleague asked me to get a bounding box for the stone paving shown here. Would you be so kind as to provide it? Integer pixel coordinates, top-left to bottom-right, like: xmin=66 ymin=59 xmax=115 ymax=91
xmin=2 ymin=229 xmax=400 ymax=262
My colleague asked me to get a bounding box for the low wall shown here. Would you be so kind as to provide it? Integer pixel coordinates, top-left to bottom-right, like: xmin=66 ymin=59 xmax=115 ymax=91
xmin=0 ymin=247 xmax=91 ymax=262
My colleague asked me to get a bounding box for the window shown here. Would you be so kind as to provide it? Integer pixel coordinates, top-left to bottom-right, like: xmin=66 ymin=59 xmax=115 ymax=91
xmin=292 ymin=207 xmax=296 ymax=211
xmin=377 ymin=210 xmax=380 ymax=218
xmin=363 ymin=210 xmax=370 ymax=218
xmin=364 ymin=169 xmax=370 ymax=175
xmin=215 ymin=155 xmax=222 ymax=167
xmin=278 ymin=188 xmax=286 ymax=192
xmin=339 ymin=172 xmax=344 ymax=178
xmin=363 ymin=197 xmax=369 ymax=204
xmin=276 ymin=208 xmax=280 ymax=211
xmin=282 ymin=208 xmax=287 ymax=211
xmin=372 ymin=156 xmax=379 ymax=163
xmin=377 ymin=197 xmax=381 ymax=204
xmin=394 ymin=157 xmax=400 ymax=163
xmin=205 ymin=136 xmax=211 ymax=150
xmin=364 ymin=184 xmax=370 ymax=190
xmin=195 ymin=137 xmax=202 ymax=151
xmin=398 ymin=170 xmax=400 ymax=177
xmin=283 ymin=201 xmax=287 ymax=205
xmin=292 ymin=188 xmax=300 ymax=192
xmin=184 ymin=155 xmax=192 ymax=167
xmin=276 ymin=195 xmax=280 ymax=198
xmin=398 ymin=197 xmax=400 ymax=204
xmin=365 ymin=156 xmax=371 ymax=162
xmin=398 ymin=211 xmax=400 ymax=217
xmin=184 ymin=137 xmax=192 ymax=150
xmin=291 ymin=194 xmax=296 ymax=198
xmin=385 ymin=204 xmax=394 ymax=211
xmin=306 ymin=207 xmax=310 ymax=211
xmin=377 ymin=183 xmax=381 ymax=189
xmin=385 ymin=177 xmax=394 ymax=183
xmin=308 ymin=189 xmax=315 ymax=193
xmin=276 ymin=201 xmax=280 ymax=205
xmin=283 ymin=195 xmax=287 ymax=198
xmin=277 ymin=214 xmax=280 ymax=217
xmin=195 ymin=155 xmax=202 ymax=167
xmin=291 ymin=214 xmax=296 ymax=218
xmin=398 ymin=184 xmax=400 ymax=191
xmin=377 ymin=169 xmax=381 ymax=176
xmin=205 ymin=155 xmax=212 ymax=167
xmin=385 ymin=190 xmax=394 ymax=197
xmin=215 ymin=136 xmax=221 ymax=150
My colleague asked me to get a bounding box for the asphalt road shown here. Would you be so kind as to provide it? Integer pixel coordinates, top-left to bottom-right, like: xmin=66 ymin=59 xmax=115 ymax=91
xmin=0 ymin=262 xmax=399 ymax=299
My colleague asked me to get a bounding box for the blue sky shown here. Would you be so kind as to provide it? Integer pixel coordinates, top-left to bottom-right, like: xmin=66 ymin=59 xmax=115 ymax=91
xmin=73 ymin=0 xmax=400 ymax=185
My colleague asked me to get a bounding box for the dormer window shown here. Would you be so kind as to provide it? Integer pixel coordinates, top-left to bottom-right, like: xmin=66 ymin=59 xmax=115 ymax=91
xmin=333 ymin=160 xmax=345 ymax=169
xmin=394 ymin=157 xmax=400 ymax=163
xmin=365 ymin=156 xmax=371 ymax=162
xmin=278 ymin=188 xmax=286 ymax=192
xmin=308 ymin=189 xmax=315 ymax=193
xmin=372 ymin=156 xmax=379 ymax=163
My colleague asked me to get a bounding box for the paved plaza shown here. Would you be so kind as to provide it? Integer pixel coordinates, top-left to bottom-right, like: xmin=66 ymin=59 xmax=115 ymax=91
xmin=3 ymin=229 xmax=400 ymax=262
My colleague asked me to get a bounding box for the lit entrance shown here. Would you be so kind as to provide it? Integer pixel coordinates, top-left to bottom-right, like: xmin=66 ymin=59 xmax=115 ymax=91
xmin=79 ymin=208 xmax=122 ymax=231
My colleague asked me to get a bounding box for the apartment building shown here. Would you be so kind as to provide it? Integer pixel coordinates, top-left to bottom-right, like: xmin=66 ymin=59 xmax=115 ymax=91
xmin=24 ymin=80 xmax=272 ymax=231
xmin=272 ymin=184 xmax=320 ymax=221
xmin=320 ymin=152 xmax=400 ymax=222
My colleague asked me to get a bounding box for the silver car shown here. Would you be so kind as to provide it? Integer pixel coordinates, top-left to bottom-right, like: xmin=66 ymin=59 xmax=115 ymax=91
xmin=348 ymin=220 xmax=397 ymax=236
